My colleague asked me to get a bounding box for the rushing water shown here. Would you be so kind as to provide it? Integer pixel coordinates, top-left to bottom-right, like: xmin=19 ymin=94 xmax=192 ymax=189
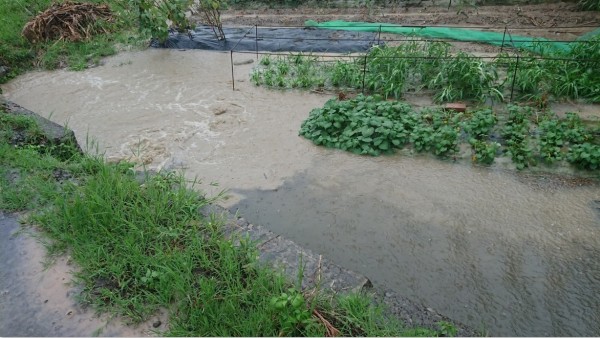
xmin=2 ymin=49 xmax=599 ymax=336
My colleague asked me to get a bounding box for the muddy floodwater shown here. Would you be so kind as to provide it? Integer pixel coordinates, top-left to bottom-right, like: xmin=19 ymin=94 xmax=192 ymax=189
xmin=3 ymin=49 xmax=600 ymax=336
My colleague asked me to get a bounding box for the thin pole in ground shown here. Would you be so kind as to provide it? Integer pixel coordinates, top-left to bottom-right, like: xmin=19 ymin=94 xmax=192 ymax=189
xmin=510 ymin=55 xmax=520 ymax=102
xmin=377 ymin=24 xmax=382 ymax=45
xmin=500 ymin=26 xmax=507 ymax=53
xmin=362 ymin=54 xmax=368 ymax=94
xmin=255 ymin=25 xmax=259 ymax=60
xmin=230 ymin=50 xmax=235 ymax=91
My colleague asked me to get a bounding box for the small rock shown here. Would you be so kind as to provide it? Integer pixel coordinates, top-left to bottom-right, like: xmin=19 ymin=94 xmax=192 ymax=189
xmin=0 ymin=66 xmax=9 ymax=77
xmin=66 ymin=310 xmax=73 ymax=316
xmin=152 ymin=320 xmax=162 ymax=328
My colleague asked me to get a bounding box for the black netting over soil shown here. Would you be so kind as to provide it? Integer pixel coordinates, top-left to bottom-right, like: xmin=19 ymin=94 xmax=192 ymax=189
xmin=153 ymin=25 xmax=378 ymax=53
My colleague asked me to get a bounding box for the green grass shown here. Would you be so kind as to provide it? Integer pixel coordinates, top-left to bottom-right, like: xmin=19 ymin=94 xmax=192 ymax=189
xmin=1 ymin=110 xmax=449 ymax=336
xmin=0 ymin=0 xmax=144 ymax=84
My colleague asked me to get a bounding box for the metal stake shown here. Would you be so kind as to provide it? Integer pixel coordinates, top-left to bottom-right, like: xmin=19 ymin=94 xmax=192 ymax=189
xmin=510 ymin=55 xmax=520 ymax=102
xmin=231 ymin=50 xmax=235 ymax=91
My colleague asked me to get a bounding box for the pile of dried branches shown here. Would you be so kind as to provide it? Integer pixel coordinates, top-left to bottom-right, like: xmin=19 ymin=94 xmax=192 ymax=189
xmin=22 ymin=1 xmax=113 ymax=43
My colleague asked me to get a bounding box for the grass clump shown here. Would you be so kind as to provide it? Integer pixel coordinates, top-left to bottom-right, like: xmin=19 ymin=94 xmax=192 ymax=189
xmin=0 ymin=110 xmax=82 ymax=210
xmin=2 ymin=111 xmax=445 ymax=336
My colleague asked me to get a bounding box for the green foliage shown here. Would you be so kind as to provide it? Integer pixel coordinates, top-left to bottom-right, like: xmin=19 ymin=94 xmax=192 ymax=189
xmin=437 ymin=321 xmax=458 ymax=337
xmin=509 ymin=37 xmax=600 ymax=103
xmin=363 ymin=43 xmax=422 ymax=99
xmin=567 ymin=143 xmax=600 ymax=170
xmin=469 ymin=139 xmax=499 ymax=165
xmin=270 ymin=288 xmax=321 ymax=336
xmin=501 ymin=105 xmax=536 ymax=170
xmin=537 ymin=112 xmax=593 ymax=164
xmin=0 ymin=112 xmax=80 ymax=160
xmin=538 ymin=118 xmax=565 ymax=163
xmin=251 ymin=53 xmax=326 ymax=89
xmin=134 ymin=0 xmax=195 ymax=42
xmin=330 ymin=60 xmax=362 ymax=89
xmin=578 ymin=0 xmax=600 ymax=11
xmin=432 ymin=125 xmax=459 ymax=157
xmin=252 ymin=42 xmax=506 ymax=103
xmin=299 ymin=95 xmax=411 ymax=156
xmin=299 ymin=95 xmax=460 ymax=158
xmin=193 ymin=0 xmax=227 ymax=40
xmin=409 ymin=123 xmax=435 ymax=153
xmin=562 ymin=112 xmax=594 ymax=144
xmin=427 ymin=52 xmax=503 ymax=103
xmin=299 ymin=96 xmax=599 ymax=171
xmin=0 ymin=0 xmax=143 ymax=83
xmin=462 ymin=108 xmax=497 ymax=139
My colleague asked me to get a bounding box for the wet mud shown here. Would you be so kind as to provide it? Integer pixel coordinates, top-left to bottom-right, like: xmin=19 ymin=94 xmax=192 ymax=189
xmin=0 ymin=213 xmax=166 ymax=336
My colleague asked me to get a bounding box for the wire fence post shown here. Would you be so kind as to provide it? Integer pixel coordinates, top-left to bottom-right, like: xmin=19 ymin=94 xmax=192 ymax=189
xmin=255 ymin=25 xmax=259 ymax=60
xmin=500 ymin=26 xmax=507 ymax=53
xmin=361 ymin=54 xmax=368 ymax=95
xmin=230 ymin=50 xmax=235 ymax=91
xmin=510 ymin=55 xmax=520 ymax=102
xmin=377 ymin=24 xmax=382 ymax=45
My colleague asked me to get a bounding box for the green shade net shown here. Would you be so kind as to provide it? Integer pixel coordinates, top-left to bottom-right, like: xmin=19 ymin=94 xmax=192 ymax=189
xmin=305 ymin=20 xmax=599 ymax=54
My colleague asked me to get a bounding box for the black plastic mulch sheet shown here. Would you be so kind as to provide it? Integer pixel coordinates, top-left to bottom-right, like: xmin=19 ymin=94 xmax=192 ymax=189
xmin=153 ymin=25 xmax=379 ymax=53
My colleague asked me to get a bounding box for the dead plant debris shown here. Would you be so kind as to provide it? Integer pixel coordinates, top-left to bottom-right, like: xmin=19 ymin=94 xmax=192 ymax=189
xmin=22 ymin=1 xmax=113 ymax=43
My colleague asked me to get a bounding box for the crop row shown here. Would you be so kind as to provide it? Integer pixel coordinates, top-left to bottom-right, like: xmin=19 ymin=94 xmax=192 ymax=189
xmin=251 ymin=37 xmax=600 ymax=104
xmin=299 ymin=94 xmax=600 ymax=170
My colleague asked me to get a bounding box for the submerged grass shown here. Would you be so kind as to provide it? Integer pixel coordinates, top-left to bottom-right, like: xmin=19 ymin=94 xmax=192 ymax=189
xmin=0 ymin=110 xmax=445 ymax=336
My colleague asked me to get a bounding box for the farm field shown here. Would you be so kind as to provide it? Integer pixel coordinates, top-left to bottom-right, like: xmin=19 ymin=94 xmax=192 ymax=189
xmin=2 ymin=1 xmax=600 ymax=336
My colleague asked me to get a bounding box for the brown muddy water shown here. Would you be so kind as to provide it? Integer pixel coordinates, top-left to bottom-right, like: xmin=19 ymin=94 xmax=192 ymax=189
xmin=2 ymin=49 xmax=600 ymax=336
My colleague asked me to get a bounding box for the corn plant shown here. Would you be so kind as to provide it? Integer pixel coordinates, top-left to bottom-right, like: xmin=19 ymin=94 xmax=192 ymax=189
xmin=427 ymin=52 xmax=503 ymax=103
xmin=330 ymin=60 xmax=362 ymax=89
xmin=364 ymin=45 xmax=412 ymax=99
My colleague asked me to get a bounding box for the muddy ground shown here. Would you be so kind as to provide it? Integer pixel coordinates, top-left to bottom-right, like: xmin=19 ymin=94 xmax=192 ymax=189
xmin=217 ymin=3 xmax=600 ymax=39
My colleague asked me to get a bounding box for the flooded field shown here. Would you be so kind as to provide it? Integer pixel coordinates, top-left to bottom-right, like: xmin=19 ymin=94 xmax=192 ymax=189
xmin=2 ymin=49 xmax=599 ymax=336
